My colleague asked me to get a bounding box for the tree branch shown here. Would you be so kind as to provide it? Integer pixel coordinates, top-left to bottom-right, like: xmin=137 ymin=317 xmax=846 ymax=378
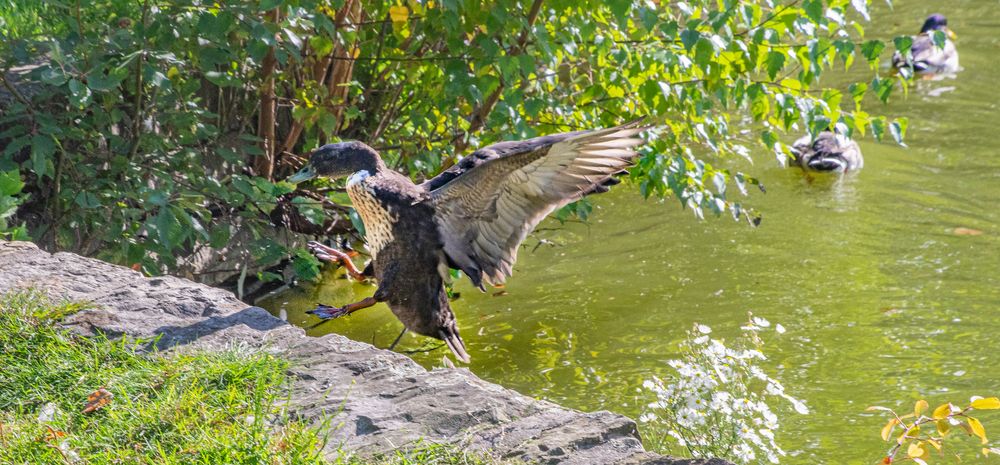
xmin=453 ymin=0 xmax=545 ymax=155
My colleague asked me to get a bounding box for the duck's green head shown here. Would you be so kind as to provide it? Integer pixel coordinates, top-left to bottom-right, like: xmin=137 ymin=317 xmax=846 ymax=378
xmin=287 ymin=141 xmax=383 ymax=184
xmin=921 ymin=14 xmax=956 ymax=39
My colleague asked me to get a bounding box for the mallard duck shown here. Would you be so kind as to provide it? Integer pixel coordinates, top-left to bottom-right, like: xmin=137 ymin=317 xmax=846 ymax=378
xmin=287 ymin=122 xmax=648 ymax=362
xmin=789 ymin=131 xmax=863 ymax=172
xmin=892 ymin=14 xmax=959 ymax=76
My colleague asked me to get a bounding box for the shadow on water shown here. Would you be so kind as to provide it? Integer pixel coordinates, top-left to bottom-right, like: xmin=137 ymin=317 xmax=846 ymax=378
xmin=261 ymin=1 xmax=1000 ymax=462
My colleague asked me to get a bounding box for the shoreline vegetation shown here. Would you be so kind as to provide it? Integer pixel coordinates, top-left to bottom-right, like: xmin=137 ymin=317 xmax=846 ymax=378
xmin=0 ymin=290 xmax=510 ymax=465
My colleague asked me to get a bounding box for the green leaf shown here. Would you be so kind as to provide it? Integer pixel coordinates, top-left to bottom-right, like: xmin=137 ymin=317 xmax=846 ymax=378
xmin=40 ymin=67 xmax=67 ymax=86
xmin=30 ymin=135 xmax=55 ymax=179
xmin=209 ymin=225 xmax=231 ymax=249
xmin=74 ymin=191 xmax=101 ymax=209
xmin=931 ymin=30 xmax=947 ymax=49
xmin=68 ymin=78 xmax=92 ymax=108
xmin=87 ymin=69 xmax=128 ymax=91
xmin=292 ymin=197 xmax=326 ymax=225
xmin=893 ymin=36 xmax=913 ymax=57
xmin=890 ymin=118 xmax=908 ymax=146
xmin=291 ymin=250 xmax=321 ymax=281
xmin=308 ymin=36 xmax=334 ymax=57
xmin=155 ymin=206 xmax=185 ymax=251
xmin=680 ymin=29 xmax=701 ymax=52
xmin=348 ymin=208 xmax=366 ymax=238
xmin=872 ymin=77 xmax=893 ymax=103
xmin=0 ymin=170 xmax=24 ymax=196
xmin=802 ymin=0 xmax=824 ymax=23
xmin=871 ymin=116 xmax=886 ymax=142
xmin=765 ymin=51 xmax=785 ymax=80
xmin=860 ymin=40 xmax=885 ymax=64
xmin=849 ymin=82 xmax=867 ymax=106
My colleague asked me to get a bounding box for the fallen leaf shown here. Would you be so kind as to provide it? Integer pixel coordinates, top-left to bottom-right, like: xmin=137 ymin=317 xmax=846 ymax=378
xmin=42 ymin=425 xmax=66 ymax=442
xmin=952 ymin=227 xmax=983 ymax=236
xmin=492 ymin=291 xmax=508 ymax=297
xmin=82 ymin=388 xmax=113 ymax=414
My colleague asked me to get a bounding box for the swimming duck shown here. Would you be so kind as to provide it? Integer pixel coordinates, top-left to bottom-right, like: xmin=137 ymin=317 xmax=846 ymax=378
xmin=789 ymin=131 xmax=863 ymax=172
xmin=287 ymin=122 xmax=648 ymax=362
xmin=892 ymin=14 xmax=959 ymax=76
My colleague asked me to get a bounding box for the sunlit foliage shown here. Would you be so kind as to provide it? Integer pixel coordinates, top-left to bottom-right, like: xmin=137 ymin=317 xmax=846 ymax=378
xmin=0 ymin=0 xmax=908 ymax=279
xmin=869 ymin=397 xmax=1000 ymax=464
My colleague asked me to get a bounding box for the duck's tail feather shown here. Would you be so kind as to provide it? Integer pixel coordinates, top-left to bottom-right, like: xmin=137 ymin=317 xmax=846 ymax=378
xmin=438 ymin=327 xmax=471 ymax=363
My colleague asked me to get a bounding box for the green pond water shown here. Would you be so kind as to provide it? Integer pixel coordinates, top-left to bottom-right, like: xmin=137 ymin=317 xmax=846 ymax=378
xmin=262 ymin=1 xmax=1000 ymax=463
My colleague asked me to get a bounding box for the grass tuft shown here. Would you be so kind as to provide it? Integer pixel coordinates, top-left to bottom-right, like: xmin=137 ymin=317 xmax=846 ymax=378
xmin=0 ymin=290 xmax=328 ymax=464
xmin=0 ymin=290 xmax=515 ymax=465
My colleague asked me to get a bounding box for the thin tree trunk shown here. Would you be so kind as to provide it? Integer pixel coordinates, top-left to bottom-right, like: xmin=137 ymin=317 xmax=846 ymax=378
xmin=279 ymin=0 xmax=360 ymax=170
xmin=255 ymin=9 xmax=280 ymax=180
xmin=326 ymin=0 xmax=362 ymax=134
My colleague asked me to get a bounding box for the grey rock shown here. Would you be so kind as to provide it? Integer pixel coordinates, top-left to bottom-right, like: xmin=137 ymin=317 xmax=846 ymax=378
xmin=0 ymin=241 xmax=731 ymax=465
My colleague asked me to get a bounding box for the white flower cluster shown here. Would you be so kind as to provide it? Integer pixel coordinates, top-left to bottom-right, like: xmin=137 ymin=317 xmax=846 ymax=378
xmin=640 ymin=317 xmax=807 ymax=464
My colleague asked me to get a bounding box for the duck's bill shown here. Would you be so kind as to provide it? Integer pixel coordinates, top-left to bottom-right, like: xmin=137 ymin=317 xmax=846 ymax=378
xmin=947 ymin=29 xmax=957 ymax=40
xmin=287 ymin=166 xmax=317 ymax=184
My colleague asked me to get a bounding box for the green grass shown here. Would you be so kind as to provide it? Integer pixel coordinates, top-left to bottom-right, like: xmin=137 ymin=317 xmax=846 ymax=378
xmin=0 ymin=290 xmax=512 ymax=465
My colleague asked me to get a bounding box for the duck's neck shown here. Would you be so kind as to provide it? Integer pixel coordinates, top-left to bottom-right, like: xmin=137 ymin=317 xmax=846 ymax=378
xmin=354 ymin=151 xmax=387 ymax=177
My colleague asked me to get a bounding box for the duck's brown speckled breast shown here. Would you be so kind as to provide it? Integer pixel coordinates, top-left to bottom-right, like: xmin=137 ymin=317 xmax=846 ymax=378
xmin=347 ymin=175 xmax=397 ymax=259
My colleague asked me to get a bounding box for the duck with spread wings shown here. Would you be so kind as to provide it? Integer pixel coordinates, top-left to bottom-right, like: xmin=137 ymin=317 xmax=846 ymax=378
xmin=286 ymin=121 xmax=649 ymax=362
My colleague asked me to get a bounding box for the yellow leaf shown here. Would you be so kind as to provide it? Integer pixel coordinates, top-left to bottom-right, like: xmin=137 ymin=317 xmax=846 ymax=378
xmin=968 ymin=417 xmax=987 ymax=444
xmin=907 ymin=441 xmax=925 ymax=458
xmin=937 ymin=419 xmax=951 ymax=436
xmin=388 ymin=5 xmax=409 ymax=23
xmin=898 ymin=425 xmax=920 ymax=444
xmin=971 ymin=397 xmax=1000 ymax=410
xmin=914 ymin=400 xmax=929 ymax=417
xmin=927 ymin=438 xmax=942 ymax=451
xmin=932 ymin=403 xmax=952 ymax=420
xmin=881 ymin=418 xmax=898 ymax=441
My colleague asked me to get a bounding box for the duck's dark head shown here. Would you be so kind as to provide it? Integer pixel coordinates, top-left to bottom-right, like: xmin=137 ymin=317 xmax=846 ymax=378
xmin=287 ymin=141 xmax=385 ymax=183
xmin=920 ymin=14 xmax=954 ymax=37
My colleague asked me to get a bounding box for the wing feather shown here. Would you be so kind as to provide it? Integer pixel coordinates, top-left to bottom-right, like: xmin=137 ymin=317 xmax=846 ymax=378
xmin=430 ymin=121 xmax=648 ymax=288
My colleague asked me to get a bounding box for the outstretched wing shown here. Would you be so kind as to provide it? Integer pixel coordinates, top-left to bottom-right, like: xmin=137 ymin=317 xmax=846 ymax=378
xmin=429 ymin=121 xmax=648 ymax=289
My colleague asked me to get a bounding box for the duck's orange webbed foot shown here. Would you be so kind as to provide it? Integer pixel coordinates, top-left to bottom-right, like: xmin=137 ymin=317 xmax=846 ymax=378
xmin=307 ymin=241 xmax=367 ymax=281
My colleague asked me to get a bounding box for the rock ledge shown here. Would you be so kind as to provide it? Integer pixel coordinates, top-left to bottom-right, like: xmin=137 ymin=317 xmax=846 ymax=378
xmin=0 ymin=241 xmax=729 ymax=465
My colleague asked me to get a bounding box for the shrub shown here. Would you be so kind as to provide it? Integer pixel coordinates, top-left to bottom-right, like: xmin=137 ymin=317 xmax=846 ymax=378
xmin=0 ymin=0 xmax=908 ymax=280
xmin=640 ymin=316 xmax=806 ymax=464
